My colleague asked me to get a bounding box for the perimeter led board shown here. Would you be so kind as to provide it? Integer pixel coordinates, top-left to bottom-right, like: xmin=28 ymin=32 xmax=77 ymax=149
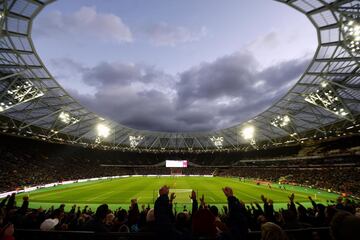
xmin=166 ymin=160 xmax=188 ymax=168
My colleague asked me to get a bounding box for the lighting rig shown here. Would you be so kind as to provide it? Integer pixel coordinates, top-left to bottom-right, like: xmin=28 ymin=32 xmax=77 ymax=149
xmin=210 ymin=136 xmax=224 ymax=149
xmin=339 ymin=3 xmax=360 ymax=54
xmin=49 ymin=111 xmax=80 ymax=136
xmin=58 ymin=111 xmax=80 ymax=125
xmin=95 ymin=123 xmax=110 ymax=144
xmin=241 ymin=125 xmax=256 ymax=147
xmin=129 ymin=135 xmax=144 ymax=148
xmin=270 ymin=114 xmax=299 ymax=139
xmin=0 ymin=79 xmax=44 ymax=112
xmin=304 ymin=81 xmax=353 ymax=121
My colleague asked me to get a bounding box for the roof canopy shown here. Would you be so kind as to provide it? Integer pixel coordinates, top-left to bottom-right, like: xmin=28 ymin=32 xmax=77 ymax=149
xmin=0 ymin=0 xmax=359 ymax=151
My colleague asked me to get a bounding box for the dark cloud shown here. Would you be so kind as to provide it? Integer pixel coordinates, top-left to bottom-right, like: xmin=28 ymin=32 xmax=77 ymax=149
xmin=176 ymin=52 xmax=259 ymax=107
xmin=58 ymin=52 xmax=310 ymax=132
xmin=259 ymin=58 xmax=310 ymax=86
xmin=82 ymin=62 xmax=175 ymax=88
xmin=83 ymin=62 xmax=142 ymax=86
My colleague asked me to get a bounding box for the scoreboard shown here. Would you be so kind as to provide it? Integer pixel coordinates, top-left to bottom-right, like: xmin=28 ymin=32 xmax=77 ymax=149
xmin=165 ymin=160 xmax=188 ymax=168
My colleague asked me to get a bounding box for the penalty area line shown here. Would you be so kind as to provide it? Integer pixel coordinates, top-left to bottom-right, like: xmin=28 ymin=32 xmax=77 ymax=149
xmin=208 ymin=196 xmax=216 ymax=202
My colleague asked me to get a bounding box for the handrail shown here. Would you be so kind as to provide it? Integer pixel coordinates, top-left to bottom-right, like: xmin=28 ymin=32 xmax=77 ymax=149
xmin=14 ymin=226 xmax=331 ymax=240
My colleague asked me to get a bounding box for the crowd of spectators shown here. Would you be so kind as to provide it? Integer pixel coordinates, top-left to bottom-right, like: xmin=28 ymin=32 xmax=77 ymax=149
xmin=217 ymin=167 xmax=360 ymax=196
xmin=1 ymin=163 xmax=359 ymax=238
xmin=1 ymin=133 xmax=360 ymax=239
xmin=1 ymin=186 xmax=359 ymax=240
xmin=1 ymin=138 xmax=360 ymax=197
xmin=2 ymin=145 xmax=359 ymax=197
xmin=1 ymin=140 xmax=359 ymax=197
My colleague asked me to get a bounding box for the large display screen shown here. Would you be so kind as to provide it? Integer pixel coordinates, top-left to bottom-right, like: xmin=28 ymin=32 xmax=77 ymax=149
xmin=166 ymin=160 xmax=188 ymax=168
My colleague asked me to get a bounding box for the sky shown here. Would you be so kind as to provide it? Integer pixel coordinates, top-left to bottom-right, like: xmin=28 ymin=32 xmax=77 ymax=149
xmin=32 ymin=0 xmax=317 ymax=132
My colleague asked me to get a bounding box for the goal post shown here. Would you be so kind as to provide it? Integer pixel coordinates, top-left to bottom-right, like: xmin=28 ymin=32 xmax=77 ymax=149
xmin=171 ymin=168 xmax=183 ymax=175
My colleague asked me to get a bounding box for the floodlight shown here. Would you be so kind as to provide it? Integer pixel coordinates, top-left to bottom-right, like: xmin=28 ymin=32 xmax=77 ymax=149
xmin=271 ymin=115 xmax=291 ymax=128
xmin=283 ymin=115 xmax=290 ymax=123
xmin=59 ymin=112 xmax=71 ymax=124
xmin=241 ymin=126 xmax=255 ymax=140
xmin=304 ymin=83 xmax=352 ymax=120
xmin=129 ymin=135 xmax=144 ymax=148
xmin=96 ymin=124 xmax=110 ymax=138
xmin=0 ymin=79 xmax=44 ymax=112
xmin=95 ymin=137 xmax=102 ymax=144
xmin=320 ymin=82 xmax=328 ymax=88
xmin=58 ymin=111 xmax=80 ymax=125
xmin=210 ymin=136 xmax=224 ymax=149
xmin=338 ymin=108 xmax=349 ymax=116
xmin=341 ymin=18 xmax=360 ymax=53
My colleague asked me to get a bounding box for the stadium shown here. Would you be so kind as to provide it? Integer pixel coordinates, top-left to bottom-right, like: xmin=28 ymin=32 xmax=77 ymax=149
xmin=0 ymin=0 xmax=360 ymax=240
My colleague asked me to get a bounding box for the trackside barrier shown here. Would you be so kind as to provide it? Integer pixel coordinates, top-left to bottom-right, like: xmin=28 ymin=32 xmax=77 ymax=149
xmin=0 ymin=175 xmax=213 ymax=198
xmin=14 ymin=227 xmax=332 ymax=240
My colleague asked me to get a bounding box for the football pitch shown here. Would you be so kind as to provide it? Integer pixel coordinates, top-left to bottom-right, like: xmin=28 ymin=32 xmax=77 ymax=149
xmin=15 ymin=177 xmax=339 ymax=211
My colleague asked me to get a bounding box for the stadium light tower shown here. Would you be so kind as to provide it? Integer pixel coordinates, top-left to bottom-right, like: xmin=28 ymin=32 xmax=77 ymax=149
xmin=210 ymin=136 xmax=224 ymax=149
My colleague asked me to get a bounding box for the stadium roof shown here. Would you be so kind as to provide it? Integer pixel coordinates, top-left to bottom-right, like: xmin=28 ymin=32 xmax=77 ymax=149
xmin=0 ymin=0 xmax=359 ymax=151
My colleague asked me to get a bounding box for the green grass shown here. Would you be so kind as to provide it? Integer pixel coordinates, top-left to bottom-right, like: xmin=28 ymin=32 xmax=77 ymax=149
xmin=14 ymin=177 xmax=339 ymax=212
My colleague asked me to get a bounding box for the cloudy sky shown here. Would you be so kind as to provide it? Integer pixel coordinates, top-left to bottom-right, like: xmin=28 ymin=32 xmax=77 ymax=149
xmin=32 ymin=0 xmax=317 ymax=132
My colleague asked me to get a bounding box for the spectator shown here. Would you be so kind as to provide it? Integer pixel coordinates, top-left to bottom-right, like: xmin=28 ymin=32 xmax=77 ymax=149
xmin=128 ymin=199 xmax=140 ymax=232
xmin=209 ymin=205 xmax=229 ymax=235
xmin=261 ymin=222 xmax=288 ymax=240
xmin=192 ymin=194 xmax=217 ymax=238
xmin=154 ymin=185 xmax=176 ymax=239
xmin=330 ymin=211 xmax=360 ymax=240
xmin=39 ymin=209 xmax=64 ymax=231
xmin=116 ymin=208 xmax=130 ymax=232
xmin=0 ymin=187 xmax=359 ymax=240
xmin=83 ymin=204 xmax=110 ymax=232
xmin=222 ymin=187 xmax=249 ymax=239
xmin=0 ymin=223 xmax=15 ymax=240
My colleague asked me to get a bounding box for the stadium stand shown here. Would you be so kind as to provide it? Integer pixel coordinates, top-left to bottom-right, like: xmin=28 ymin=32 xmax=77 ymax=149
xmin=0 ymin=0 xmax=360 ymax=239
xmin=1 ymin=133 xmax=360 ymax=196
xmin=1 ymin=133 xmax=359 ymax=196
xmin=1 ymin=133 xmax=360 ymax=239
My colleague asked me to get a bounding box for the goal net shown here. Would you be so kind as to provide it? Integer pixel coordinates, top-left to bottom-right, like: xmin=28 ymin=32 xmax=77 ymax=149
xmin=171 ymin=168 xmax=183 ymax=175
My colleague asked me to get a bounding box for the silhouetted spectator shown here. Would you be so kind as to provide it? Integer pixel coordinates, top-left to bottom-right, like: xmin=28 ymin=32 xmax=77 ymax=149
xmin=83 ymin=204 xmax=110 ymax=232
xmin=261 ymin=222 xmax=288 ymax=240
xmin=330 ymin=211 xmax=360 ymax=240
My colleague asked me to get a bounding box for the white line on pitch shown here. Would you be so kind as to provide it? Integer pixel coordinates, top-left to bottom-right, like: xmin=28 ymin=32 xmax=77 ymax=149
xmin=208 ymin=196 xmax=216 ymax=201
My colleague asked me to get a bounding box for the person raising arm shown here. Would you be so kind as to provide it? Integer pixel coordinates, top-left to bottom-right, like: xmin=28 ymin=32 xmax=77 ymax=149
xmin=223 ymin=187 xmax=249 ymax=240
